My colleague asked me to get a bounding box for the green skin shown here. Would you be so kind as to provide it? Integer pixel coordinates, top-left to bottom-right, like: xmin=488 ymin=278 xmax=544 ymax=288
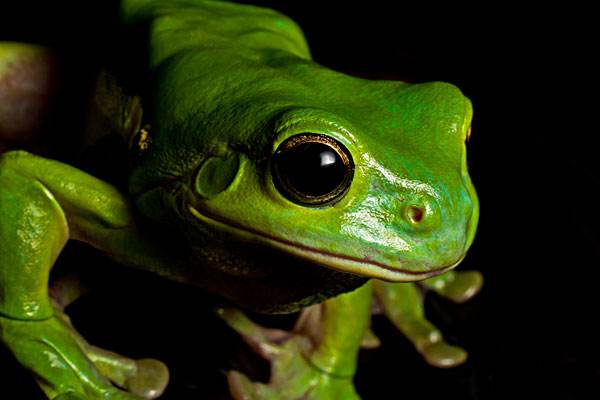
xmin=0 ymin=1 xmax=482 ymax=399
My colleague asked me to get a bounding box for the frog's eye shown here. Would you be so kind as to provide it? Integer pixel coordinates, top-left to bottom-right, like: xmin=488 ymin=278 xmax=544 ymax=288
xmin=271 ymin=133 xmax=354 ymax=206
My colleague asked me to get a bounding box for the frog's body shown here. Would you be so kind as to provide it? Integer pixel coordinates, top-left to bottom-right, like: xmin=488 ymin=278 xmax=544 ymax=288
xmin=0 ymin=1 xmax=481 ymax=399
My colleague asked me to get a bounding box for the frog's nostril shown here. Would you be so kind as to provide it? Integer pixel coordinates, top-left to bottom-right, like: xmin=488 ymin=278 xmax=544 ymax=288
xmin=406 ymin=205 xmax=424 ymax=225
xmin=400 ymin=197 xmax=441 ymax=231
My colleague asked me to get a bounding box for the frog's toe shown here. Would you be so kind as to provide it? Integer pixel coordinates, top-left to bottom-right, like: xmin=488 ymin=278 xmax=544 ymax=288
xmin=217 ymin=307 xmax=292 ymax=361
xmin=439 ymin=270 xmax=483 ymax=303
xmin=228 ymin=370 xmax=265 ymax=399
xmin=124 ymin=359 xmax=169 ymax=399
xmin=83 ymin=346 xmax=169 ymax=399
xmin=421 ymin=341 xmax=468 ymax=368
xmin=423 ymin=270 xmax=483 ymax=303
xmin=360 ymin=327 xmax=381 ymax=349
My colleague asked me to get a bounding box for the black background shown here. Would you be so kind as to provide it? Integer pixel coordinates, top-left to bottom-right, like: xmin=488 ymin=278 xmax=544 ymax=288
xmin=1 ymin=2 xmax=597 ymax=399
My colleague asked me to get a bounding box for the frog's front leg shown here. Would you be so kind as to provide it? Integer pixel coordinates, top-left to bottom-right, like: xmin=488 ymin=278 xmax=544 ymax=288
xmin=0 ymin=150 xmax=168 ymax=399
xmin=220 ymin=281 xmax=373 ymax=400
xmin=373 ymin=270 xmax=483 ymax=368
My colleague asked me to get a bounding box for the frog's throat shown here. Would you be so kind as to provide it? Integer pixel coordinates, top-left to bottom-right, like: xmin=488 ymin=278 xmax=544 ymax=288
xmin=187 ymin=206 xmax=462 ymax=282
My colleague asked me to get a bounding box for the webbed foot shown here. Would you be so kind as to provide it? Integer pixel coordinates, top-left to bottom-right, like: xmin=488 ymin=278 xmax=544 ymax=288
xmin=373 ymin=270 xmax=482 ymax=368
xmin=219 ymin=306 xmax=363 ymax=400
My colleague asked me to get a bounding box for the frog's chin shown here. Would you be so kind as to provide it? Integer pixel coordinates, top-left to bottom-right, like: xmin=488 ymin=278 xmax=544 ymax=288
xmin=187 ymin=205 xmax=462 ymax=282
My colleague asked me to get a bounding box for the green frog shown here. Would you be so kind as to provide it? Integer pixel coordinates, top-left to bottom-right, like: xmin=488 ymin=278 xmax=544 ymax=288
xmin=0 ymin=1 xmax=482 ymax=398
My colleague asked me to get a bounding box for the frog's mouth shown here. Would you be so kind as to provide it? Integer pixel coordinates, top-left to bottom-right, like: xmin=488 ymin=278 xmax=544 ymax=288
xmin=188 ymin=205 xmax=462 ymax=282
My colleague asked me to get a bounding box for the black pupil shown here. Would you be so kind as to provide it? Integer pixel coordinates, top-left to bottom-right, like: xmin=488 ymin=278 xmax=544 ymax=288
xmin=275 ymin=141 xmax=348 ymax=198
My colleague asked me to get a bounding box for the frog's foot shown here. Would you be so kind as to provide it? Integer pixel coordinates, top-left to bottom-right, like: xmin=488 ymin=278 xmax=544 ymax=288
xmin=373 ymin=271 xmax=482 ymax=369
xmin=48 ymin=276 xmax=169 ymax=399
xmin=0 ymin=314 xmax=143 ymax=399
xmin=420 ymin=270 xmax=483 ymax=304
xmin=0 ymin=310 xmax=169 ymax=400
xmin=218 ymin=307 xmax=361 ymax=400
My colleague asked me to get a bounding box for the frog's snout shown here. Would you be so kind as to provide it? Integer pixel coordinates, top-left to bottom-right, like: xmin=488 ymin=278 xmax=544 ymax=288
xmin=390 ymin=179 xmax=477 ymax=271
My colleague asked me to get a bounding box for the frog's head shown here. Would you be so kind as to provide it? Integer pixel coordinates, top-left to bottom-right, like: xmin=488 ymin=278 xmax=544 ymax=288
xmin=130 ymin=52 xmax=478 ymax=311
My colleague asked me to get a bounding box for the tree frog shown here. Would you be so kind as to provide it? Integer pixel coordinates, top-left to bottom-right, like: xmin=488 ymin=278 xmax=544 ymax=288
xmin=0 ymin=1 xmax=482 ymax=399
